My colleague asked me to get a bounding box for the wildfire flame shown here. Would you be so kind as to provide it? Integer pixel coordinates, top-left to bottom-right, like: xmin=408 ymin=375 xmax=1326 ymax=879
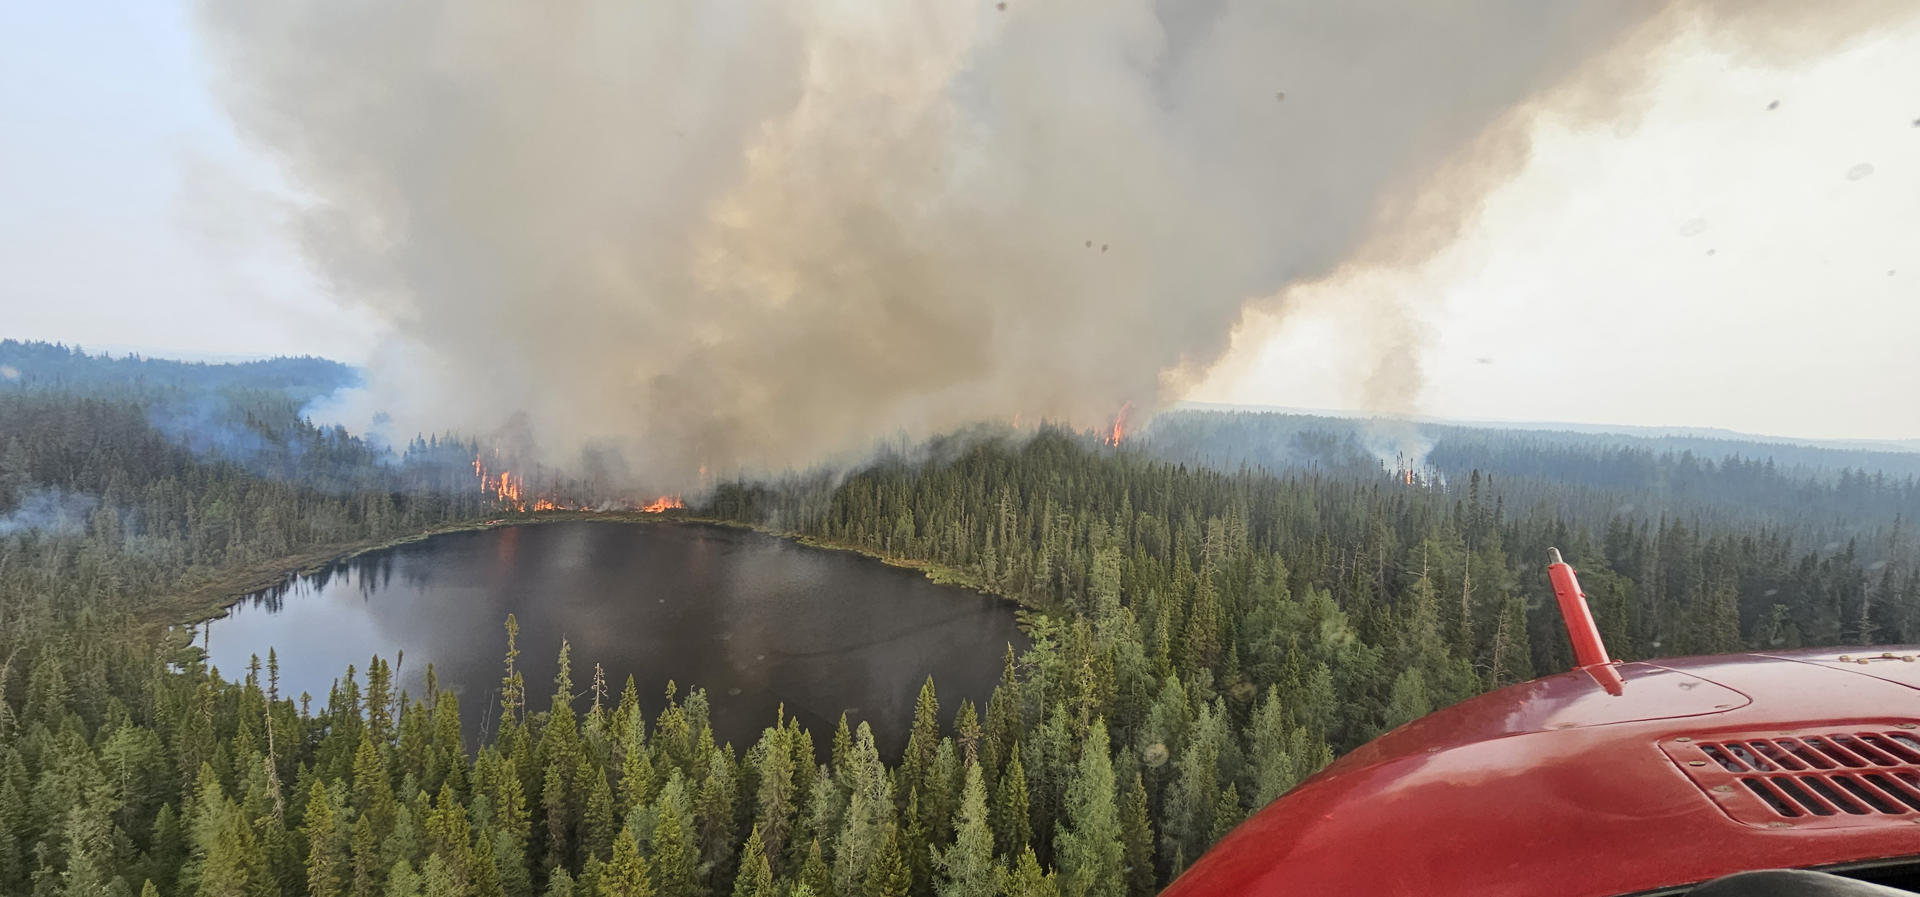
xmin=474 ymin=455 xmax=524 ymax=503
xmin=476 ymin=454 xmax=688 ymax=514
xmin=1106 ymin=401 xmax=1133 ymax=446
xmin=641 ymin=495 xmax=686 ymax=513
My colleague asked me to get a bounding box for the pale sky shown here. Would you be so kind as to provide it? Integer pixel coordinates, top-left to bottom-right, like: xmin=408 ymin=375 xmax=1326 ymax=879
xmin=1192 ymin=17 xmax=1920 ymax=442
xmin=2 ymin=4 xmax=1916 ymax=439
xmin=0 ymin=1 xmax=374 ymax=361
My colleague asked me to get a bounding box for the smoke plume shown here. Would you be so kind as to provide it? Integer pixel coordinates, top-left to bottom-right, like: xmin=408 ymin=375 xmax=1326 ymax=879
xmin=194 ymin=0 xmax=1906 ymax=490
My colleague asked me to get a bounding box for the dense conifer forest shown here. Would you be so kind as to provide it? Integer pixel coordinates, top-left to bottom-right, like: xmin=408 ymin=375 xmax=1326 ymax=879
xmin=2 ymin=343 xmax=1916 ymax=896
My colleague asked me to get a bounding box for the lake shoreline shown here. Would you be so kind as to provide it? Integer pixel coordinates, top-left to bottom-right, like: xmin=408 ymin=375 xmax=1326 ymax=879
xmin=189 ymin=516 xmax=1030 ymax=756
xmin=158 ymin=510 xmax=1039 ymax=657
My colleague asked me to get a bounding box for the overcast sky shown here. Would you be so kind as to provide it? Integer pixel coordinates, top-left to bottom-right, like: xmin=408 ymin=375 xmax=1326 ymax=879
xmin=2 ymin=3 xmax=1915 ymax=441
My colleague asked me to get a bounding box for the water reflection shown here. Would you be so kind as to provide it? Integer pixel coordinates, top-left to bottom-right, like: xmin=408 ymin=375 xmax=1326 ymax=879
xmin=203 ymin=522 xmax=1027 ymax=757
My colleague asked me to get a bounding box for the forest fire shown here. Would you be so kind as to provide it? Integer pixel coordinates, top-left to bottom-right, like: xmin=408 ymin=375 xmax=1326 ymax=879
xmin=1106 ymin=401 xmax=1133 ymax=446
xmin=473 ymin=454 xmax=687 ymax=513
xmin=474 ymin=455 xmax=523 ymax=504
xmin=641 ymin=495 xmax=686 ymax=513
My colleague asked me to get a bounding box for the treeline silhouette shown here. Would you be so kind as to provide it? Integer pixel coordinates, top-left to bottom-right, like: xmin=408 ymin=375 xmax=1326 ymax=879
xmin=1146 ymin=409 xmax=1920 ymax=563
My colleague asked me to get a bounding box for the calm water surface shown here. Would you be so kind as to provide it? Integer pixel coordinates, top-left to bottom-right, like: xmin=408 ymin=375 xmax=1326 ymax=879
xmin=203 ymin=521 xmax=1026 ymax=755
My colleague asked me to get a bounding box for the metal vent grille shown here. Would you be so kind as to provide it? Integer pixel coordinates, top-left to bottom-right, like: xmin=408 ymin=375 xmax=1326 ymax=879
xmin=1662 ymin=724 xmax=1920 ymax=829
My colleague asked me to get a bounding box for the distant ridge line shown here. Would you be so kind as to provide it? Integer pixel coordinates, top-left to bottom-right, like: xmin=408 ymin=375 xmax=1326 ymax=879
xmin=1170 ymin=401 xmax=1920 ymax=456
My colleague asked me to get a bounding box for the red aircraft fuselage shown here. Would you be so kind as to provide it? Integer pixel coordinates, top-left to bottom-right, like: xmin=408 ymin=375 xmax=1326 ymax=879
xmin=1162 ymin=554 xmax=1920 ymax=897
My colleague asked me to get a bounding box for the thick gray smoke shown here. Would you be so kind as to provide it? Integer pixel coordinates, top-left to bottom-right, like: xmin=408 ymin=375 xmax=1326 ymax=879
xmin=194 ymin=0 xmax=1907 ymax=490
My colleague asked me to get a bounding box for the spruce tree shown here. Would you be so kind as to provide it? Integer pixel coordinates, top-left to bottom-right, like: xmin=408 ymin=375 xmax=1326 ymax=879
xmin=862 ymin=823 xmax=913 ymax=897
xmin=990 ymin=750 xmax=1030 ymax=862
xmin=830 ymin=724 xmax=890 ymax=897
xmin=600 ymin=829 xmax=654 ymax=897
xmin=1382 ymin=668 xmax=1432 ymax=732
xmin=730 ymin=825 xmax=773 ymax=897
xmin=796 ymin=839 xmax=832 ymax=897
xmin=1001 ymin=847 xmax=1056 ymax=897
xmin=649 ymin=775 xmax=696 ymax=897
xmin=1117 ymin=773 xmax=1154 ymax=897
xmin=751 ymin=725 xmax=794 ymax=869
xmin=305 ymin=780 xmax=347 ymax=897
xmin=899 ymin=678 xmax=941 ymax=805
xmin=1052 ymin=721 xmax=1122 ymax=897
xmin=933 ymin=764 xmax=996 ymax=897
xmin=577 ymin=753 xmax=615 ymax=863
xmin=385 ymin=859 xmax=422 ymax=897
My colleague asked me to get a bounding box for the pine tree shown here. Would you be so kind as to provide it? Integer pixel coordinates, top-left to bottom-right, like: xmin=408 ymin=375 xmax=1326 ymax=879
xmin=1052 ymin=721 xmax=1122 ymax=897
xmin=695 ymin=743 xmax=740 ymax=883
xmin=900 ymin=678 xmax=941 ymax=805
xmin=423 ymin=854 xmax=464 ymax=897
xmin=1244 ymin=687 xmax=1293 ymax=806
xmin=990 ymin=750 xmax=1030 ymax=862
xmin=934 ymin=763 xmax=997 ymax=897
xmin=600 ymin=829 xmax=653 ymax=897
xmin=351 ymin=813 xmax=380 ymax=897
xmin=497 ymin=616 xmax=526 ymax=727
xmin=542 ymin=641 xmax=582 ymax=873
xmin=1489 ymin=595 xmax=1534 ymax=687
xmin=577 ymin=753 xmax=615 ymax=863
xmin=1001 ymin=847 xmax=1056 ymax=897
xmin=982 ymin=650 xmax=1022 ymax=780
xmin=56 ymin=792 xmax=121 ymax=897
xmin=1117 ymin=773 xmax=1154 ymax=897
xmin=305 ymin=780 xmax=347 ymax=897
xmin=1381 ymin=667 xmax=1432 ymax=732
xmin=751 ymin=725 xmax=794 ymax=869
xmin=730 ymin=825 xmax=773 ymax=897
xmin=385 ymin=859 xmax=422 ymax=897
xmin=351 ymin=733 xmax=397 ymax=841
xmin=796 ymin=839 xmax=832 ymax=897
xmin=831 ymin=724 xmax=890 ymax=897
xmin=862 ymin=823 xmax=913 ymax=897
xmin=1206 ymin=784 xmax=1241 ymax=845
xmin=649 ymin=775 xmax=696 ymax=897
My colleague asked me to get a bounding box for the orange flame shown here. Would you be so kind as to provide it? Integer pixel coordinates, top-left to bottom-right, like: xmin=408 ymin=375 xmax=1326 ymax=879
xmin=641 ymin=495 xmax=686 ymax=513
xmin=478 ymin=453 xmax=688 ymax=514
xmin=1106 ymin=401 xmax=1133 ymax=446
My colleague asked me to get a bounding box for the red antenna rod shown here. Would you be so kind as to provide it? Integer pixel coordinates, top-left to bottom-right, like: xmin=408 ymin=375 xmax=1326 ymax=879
xmin=1546 ymin=547 xmax=1625 ymax=695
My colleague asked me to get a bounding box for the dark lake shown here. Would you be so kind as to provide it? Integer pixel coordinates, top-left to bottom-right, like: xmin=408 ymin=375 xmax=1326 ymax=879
xmin=201 ymin=521 xmax=1026 ymax=756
